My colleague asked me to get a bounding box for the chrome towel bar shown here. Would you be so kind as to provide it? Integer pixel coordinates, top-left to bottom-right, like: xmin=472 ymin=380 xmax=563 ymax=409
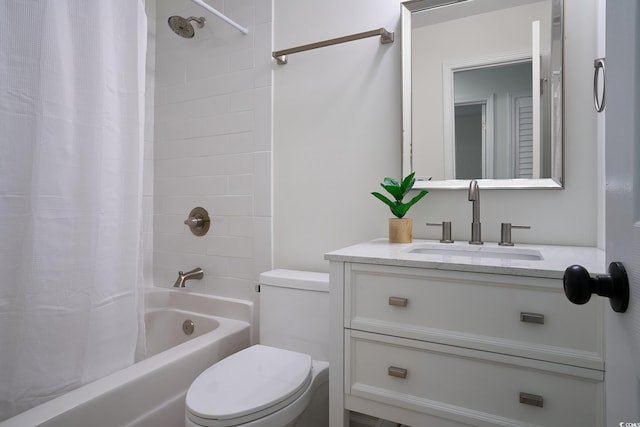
xmin=272 ymin=28 xmax=394 ymax=65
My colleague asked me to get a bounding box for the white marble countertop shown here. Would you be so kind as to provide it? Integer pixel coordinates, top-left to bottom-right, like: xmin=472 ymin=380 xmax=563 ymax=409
xmin=325 ymin=238 xmax=606 ymax=279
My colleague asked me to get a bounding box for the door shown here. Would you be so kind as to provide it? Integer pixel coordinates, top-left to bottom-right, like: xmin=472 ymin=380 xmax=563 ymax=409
xmin=604 ymin=0 xmax=640 ymax=423
xmin=454 ymin=102 xmax=487 ymax=179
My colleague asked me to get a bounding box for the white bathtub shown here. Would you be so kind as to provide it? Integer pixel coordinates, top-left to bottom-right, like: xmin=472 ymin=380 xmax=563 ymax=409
xmin=0 ymin=288 xmax=253 ymax=427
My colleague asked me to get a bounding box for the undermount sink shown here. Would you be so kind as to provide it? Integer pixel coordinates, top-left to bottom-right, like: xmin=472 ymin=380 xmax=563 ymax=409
xmin=406 ymin=244 xmax=543 ymax=261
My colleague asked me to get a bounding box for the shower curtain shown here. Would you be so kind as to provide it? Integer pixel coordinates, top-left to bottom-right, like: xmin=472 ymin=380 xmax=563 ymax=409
xmin=0 ymin=0 xmax=147 ymax=420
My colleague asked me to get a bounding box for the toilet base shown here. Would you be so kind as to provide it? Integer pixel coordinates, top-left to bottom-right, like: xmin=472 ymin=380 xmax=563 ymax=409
xmin=286 ymin=378 xmax=328 ymax=427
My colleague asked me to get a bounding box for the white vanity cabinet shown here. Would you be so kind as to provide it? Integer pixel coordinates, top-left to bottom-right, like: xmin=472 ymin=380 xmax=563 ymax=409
xmin=326 ymin=240 xmax=606 ymax=427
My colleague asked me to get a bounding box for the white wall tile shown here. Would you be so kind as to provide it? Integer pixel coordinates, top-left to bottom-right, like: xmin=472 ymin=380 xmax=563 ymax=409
xmin=152 ymin=0 xmax=272 ymax=302
xmin=253 ymin=21 xmax=273 ymax=89
xmin=183 ymin=95 xmax=229 ymax=119
xmin=154 ymin=135 xmax=229 ymax=159
xmin=208 ymin=215 xmax=229 ymax=235
xmin=155 ymin=175 xmax=229 ymax=196
xmin=159 ymin=111 xmax=254 ymax=140
xmin=198 ymin=70 xmax=255 ymax=99
xmin=226 ymin=216 xmax=255 ymax=237
xmin=153 ymin=213 xmax=186 ymax=234
xmin=253 ymin=216 xmax=272 ymax=276
xmin=207 ymin=236 xmax=253 ymax=258
xmin=253 ymin=151 xmax=271 ymax=217
xmin=228 ymin=174 xmax=253 ymax=195
xmin=195 ymin=277 xmax=257 ymax=304
xmin=227 ymin=257 xmax=257 ymax=280
xmin=226 ymin=132 xmax=254 ymax=153
xmin=204 ymin=195 xmax=253 ymax=216
xmin=155 ymin=153 xmax=253 ymax=177
xmin=230 ymin=48 xmax=255 ymax=73
xmin=254 ymin=0 xmax=272 ymax=25
xmin=228 ymin=90 xmax=254 ymax=112
xmin=186 ymin=52 xmax=230 ymax=83
xmin=253 ymin=86 xmax=271 ymax=151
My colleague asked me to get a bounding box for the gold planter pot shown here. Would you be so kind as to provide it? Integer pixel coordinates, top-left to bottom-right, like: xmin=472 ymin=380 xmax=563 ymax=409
xmin=389 ymin=218 xmax=412 ymax=243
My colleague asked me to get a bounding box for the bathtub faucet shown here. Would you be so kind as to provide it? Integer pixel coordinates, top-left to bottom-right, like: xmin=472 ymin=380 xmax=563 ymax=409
xmin=174 ymin=267 xmax=204 ymax=288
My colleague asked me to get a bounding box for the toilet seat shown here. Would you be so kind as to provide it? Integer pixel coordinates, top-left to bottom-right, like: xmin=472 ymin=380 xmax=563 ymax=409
xmin=186 ymin=345 xmax=313 ymax=427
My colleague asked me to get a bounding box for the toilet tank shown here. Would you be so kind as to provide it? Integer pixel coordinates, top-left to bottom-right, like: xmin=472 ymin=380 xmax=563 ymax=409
xmin=259 ymin=269 xmax=329 ymax=361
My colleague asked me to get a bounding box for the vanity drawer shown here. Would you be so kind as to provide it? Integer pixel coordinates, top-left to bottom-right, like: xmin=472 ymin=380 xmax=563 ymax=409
xmin=345 ymin=263 xmax=604 ymax=370
xmin=346 ymin=330 xmax=604 ymax=427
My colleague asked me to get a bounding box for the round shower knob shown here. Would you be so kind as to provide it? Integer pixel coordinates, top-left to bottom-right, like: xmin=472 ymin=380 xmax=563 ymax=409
xmin=563 ymin=262 xmax=629 ymax=313
xmin=184 ymin=207 xmax=210 ymax=236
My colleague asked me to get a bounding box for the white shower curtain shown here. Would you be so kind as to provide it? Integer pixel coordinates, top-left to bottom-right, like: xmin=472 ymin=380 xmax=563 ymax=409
xmin=0 ymin=0 xmax=147 ymax=420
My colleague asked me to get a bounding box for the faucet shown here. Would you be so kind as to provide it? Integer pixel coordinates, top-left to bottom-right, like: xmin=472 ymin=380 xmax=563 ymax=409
xmin=468 ymin=180 xmax=483 ymax=245
xmin=174 ymin=267 xmax=204 ymax=288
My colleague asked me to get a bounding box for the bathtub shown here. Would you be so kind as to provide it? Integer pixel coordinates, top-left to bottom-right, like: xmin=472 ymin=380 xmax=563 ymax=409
xmin=0 ymin=288 xmax=253 ymax=427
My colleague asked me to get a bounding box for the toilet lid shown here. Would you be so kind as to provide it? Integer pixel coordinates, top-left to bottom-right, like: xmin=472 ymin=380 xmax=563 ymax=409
xmin=186 ymin=345 xmax=312 ymax=424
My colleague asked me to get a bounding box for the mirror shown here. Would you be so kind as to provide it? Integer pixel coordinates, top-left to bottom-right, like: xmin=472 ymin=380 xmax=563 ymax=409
xmin=401 ymin=0 xmax=563 ymax=189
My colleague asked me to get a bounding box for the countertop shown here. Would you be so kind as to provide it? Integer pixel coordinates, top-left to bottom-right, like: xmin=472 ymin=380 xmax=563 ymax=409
xmin=324 ymin=238 xmax=606 ymax=279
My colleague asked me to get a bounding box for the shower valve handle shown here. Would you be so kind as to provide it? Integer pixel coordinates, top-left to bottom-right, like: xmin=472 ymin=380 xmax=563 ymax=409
xmin=183 ymin=207 xmax=210 ymax=236
xmin=184 ymin=217 xmax=204 ymax=227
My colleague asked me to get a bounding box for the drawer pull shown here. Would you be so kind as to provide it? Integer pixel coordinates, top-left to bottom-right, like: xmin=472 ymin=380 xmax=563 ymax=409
xmin=388 ymin=297 xmax=408 ymax=307
xmin=519 ymin=392 xmax=544 ymax=408
xmin=388 ymin=366 xmax=408 ymax=379
xmin=520 ymin=312 xmax=545 ymax=324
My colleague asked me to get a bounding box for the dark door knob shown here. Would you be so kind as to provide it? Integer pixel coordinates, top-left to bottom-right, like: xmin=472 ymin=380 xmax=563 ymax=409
xmin=563 ymin=262 xmax=629 ymax=313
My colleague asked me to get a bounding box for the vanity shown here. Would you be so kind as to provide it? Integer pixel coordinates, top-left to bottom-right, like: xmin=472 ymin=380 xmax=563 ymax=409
xmin=325 ymin=239 xmax=606 ymax=427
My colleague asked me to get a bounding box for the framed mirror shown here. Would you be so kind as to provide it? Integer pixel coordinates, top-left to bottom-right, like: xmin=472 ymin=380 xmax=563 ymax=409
xmin=401 ymin=0 xmax=563 ymax=189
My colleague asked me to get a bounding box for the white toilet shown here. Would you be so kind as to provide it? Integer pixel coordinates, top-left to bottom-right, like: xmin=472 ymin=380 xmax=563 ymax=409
xmin=185 ymin=269 xmax=330 ymax=427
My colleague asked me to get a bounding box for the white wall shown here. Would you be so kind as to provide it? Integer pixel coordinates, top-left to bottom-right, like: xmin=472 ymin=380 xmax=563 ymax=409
xmin=273 ymin=0 xmax=403 ymax=272
xmin=152 ymin=0 xmax=272 ymax=304
xmin=149 ymin=0 xmax=600 ymax=280
xmin=274 ymin=0 xmax=601 ymax=273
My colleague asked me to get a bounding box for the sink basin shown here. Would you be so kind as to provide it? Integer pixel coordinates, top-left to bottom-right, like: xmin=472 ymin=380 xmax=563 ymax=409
xmin=406 ymin=245 xmax=543 ymax=261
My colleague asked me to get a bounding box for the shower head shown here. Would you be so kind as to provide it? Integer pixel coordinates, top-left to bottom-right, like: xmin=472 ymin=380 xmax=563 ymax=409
xmin=167 ymin=16 xmax=206 ymax=38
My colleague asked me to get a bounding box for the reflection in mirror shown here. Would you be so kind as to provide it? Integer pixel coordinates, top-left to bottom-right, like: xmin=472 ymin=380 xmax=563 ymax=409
xmin=401 ymin=0 xmax=563 ymax=189
xmin=453 ymin=61 xmax=534 ymax=179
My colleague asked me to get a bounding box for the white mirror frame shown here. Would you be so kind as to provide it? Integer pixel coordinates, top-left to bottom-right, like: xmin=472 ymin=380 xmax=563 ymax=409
xmin=401 ymin=0 xmax=564 ymax=190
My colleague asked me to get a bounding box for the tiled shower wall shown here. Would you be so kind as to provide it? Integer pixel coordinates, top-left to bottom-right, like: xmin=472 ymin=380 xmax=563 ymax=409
xmin=151 ymin=0 xmax=272 ymax=305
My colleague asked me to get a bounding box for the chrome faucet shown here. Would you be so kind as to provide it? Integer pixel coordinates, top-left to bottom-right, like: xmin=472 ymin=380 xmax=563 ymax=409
xmin=468 ymin=180 xmax=483 ymax=245
xmin=174 ymin=267 xmax=204 ymax=288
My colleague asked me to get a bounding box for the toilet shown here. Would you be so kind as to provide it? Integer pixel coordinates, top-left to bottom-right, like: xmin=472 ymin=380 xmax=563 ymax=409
xmin=185 ymin=269 xmax=330 ymax=427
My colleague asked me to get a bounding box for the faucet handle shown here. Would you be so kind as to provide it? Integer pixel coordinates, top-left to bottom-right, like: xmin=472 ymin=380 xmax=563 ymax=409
xmin=426 ymin=221 xmax=454 ymax=243
xmin=184 ymin=207 xmax=210 ymax=236
xmin=499 ymin=223 xmax=531 ymax=246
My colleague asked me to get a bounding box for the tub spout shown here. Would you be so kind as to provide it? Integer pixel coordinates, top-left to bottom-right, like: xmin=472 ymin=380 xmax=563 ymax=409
xmin=174 ymin=267 xmax=204 ymax=288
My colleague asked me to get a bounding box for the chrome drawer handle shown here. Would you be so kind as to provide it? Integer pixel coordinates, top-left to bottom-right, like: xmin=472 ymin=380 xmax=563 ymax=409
xmin=519 ymin=392 xmax=544 ymax=408
xmin=388 ymin=366 xmax=408 ymax=379
xmin=388 ymin=296 xmax=408 ymax=307
xmin=520 ymin=312 xmax=545 ymax=324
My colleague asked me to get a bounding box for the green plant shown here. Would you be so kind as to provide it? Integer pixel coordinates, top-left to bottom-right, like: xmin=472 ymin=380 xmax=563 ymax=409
xmin=371 ymin=172 xmax=428 ymax=218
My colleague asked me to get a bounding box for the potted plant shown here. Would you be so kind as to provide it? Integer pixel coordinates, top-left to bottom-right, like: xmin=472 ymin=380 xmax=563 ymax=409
xmin=371 ymin=172 xmax=428 ymax=243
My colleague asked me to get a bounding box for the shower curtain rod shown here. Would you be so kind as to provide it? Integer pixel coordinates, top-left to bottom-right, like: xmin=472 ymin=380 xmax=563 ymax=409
xmin=272 ymin=28 xmax=394 ymax=65
xmin=190 ymin=0 xmax=248 ymax=35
